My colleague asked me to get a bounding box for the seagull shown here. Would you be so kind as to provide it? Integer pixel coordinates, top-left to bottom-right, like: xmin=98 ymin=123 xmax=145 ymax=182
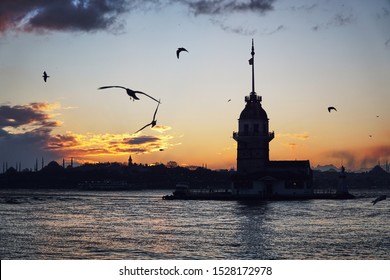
xmin=328 ymin=106 xmax=337 ymax=112
xmin=42 ymin=71 xmax=49 ymax=82
xmin=98 ymin=86 xmax=160 ymax=103
xmin=227 ymin=99 xmax=231 ymax=102
xmin=176 ymin=47 xmax=188 ymax=59
xmin=134 ymin=100 xmax=161 ymax=133
xmin=372 ymin=195 xmax=386 ymax=205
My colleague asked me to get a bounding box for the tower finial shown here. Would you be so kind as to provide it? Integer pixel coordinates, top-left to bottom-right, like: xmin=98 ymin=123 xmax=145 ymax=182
xmin=250 ymin=39 xmax=255 ymax=95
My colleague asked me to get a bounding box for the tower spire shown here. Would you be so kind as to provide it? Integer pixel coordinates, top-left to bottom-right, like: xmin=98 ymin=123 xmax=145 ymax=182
xmin=250 ymin=38 xmax=255 ymax=95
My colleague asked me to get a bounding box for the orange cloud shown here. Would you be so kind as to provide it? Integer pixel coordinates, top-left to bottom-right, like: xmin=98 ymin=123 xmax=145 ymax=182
xmin=1 ymin=102 xmax=178 ymax=166
xmin=47 ymin=132 xmax=176 ymax=159
xmin=278 ymin=132 xmax=309 ymax=140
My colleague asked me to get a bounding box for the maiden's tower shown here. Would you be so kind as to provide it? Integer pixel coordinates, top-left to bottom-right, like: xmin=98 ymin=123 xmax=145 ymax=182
xmin=232 ymin=40 xmax=313 ymax=199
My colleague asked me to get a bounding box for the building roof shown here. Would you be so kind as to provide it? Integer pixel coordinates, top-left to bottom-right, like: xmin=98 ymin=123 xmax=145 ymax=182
xmin=239 ymin=94 xmax=268 ymax=120
xmin=268 ymin=160 xmax=311 ymax=169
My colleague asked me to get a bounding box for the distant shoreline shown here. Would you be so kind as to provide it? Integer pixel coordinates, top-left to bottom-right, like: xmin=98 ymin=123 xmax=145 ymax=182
xmin=1 ymin=162 xmax=389 ymax=190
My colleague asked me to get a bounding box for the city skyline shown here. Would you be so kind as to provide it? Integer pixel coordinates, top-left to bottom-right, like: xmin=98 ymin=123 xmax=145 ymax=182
xmin=1 ymin=0 xmax=390 ymax=171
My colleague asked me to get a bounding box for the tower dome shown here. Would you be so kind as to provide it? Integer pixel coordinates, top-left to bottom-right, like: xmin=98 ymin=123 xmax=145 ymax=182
xmin=239 ymin=94 xmax=268 ymax=120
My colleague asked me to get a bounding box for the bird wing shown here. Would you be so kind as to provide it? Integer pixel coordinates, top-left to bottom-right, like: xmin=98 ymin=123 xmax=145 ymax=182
xmin=177 ymin=48 xmax=188 ymax=59
xmin=328 ymin=106 xmax=337 ymax=112
xmin=152 ymin=101 xmax=161 ymax=121
xmin=98 ymin=86 xmax=127 ymax=90
xmin=135 ymin=91 xmax=160 ymax=103
xmin=134 ymin=122 xmax=152 ymax=134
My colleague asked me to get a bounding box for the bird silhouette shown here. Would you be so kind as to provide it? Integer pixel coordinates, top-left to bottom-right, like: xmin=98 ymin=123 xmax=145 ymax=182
xmin=98 ymin=86 xmax=160 ymax=103
xmin=227 ymin=99 xmax=231 ymax=102
xmin=134 ymin=100 xmax=160 ymax=133
xmin=372 ymin=195 xmax=386 ymax=205
xmin=328 ymin=106 xmax=337 ymax=112
xmin=176 ymin=47 xmax=188 ymax=59
xmin=42 ymin=71 xmax=49 ymax=82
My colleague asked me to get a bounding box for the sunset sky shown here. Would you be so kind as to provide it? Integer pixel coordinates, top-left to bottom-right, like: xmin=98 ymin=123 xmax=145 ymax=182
xmin=1 ymin=0 xmax=389 ymax=171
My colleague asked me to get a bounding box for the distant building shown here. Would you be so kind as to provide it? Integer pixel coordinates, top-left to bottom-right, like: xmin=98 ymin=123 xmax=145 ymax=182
xmin=232 ymin=40 xmax=313 ymax=199
xmin=128 ymin=155 xmax=133 ymax=166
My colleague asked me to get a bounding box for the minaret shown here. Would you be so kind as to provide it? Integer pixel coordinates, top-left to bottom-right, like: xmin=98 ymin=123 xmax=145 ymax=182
xmin=233 ymin=39 xmax=274 ymax=174
xmin=128 ymin=155 xmax=133 ymax=166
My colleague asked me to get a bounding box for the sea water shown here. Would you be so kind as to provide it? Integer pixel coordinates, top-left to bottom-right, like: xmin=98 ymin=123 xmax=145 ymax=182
xmin=0 ymin=188 xmax=389 ymax=259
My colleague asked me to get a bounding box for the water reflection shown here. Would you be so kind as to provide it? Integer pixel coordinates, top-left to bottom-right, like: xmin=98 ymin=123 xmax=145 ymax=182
xmin=1 ymin=189 xmax=389 ymax=259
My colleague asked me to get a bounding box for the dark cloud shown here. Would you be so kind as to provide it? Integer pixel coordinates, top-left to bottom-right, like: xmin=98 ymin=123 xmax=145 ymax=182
xmin=0 ymin=0 xmax=277 ymax=34
xmin=0 ymin=103 xmax=61 ymax=168
xmin=0 ymin=0 xmax=129 ymax=33
xmin=312 ymin=13 xmax=354 ymax=31
xmin=47 ymin=134 xmax=80 ymax=149
xmin=186 ymin=0 xmax=275 ymax=16
xmin=0 ymin=103 xmax=59 ymax=129
xmin=288 ymin=4 xmax=318 ymax=12
xmin=376 ymin=7 xmax=390 ymax=20
xmin=209 ymin=18 xmax=257 ymax=35
xmin=333 ymin=13 xmax=354 ymax=26
xmin=126 ymin=136 xmax=160 ymax=145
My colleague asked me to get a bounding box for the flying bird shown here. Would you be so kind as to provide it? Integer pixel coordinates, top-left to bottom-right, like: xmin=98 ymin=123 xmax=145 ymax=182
xmin=228 ymin=99 xmax=231 ymax=102
xmin=134 ymin=100 xmax=161 ymax=133
xmin=98 ymin=86 xmax=160 ymax=103
xmin=176 ymin=47 xmax=188 ymax=59
xmin=42 ymin=71 xmax=49 ymax=82
xmin=372 ymin=195 xmax=386 ymax=205
xmin=328 ymin=106 xmax=337 ymax=112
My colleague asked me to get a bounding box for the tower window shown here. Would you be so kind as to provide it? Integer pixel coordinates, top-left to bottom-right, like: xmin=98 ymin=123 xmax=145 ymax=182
xmin=253 ymin=124 xmax=259 ymax=134
xmin=244 ymin=124 xmax=249 ymax=135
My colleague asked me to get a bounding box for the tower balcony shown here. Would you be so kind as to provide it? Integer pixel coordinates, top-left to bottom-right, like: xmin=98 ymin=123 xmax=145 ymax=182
xmin=233 ymin=131 xmax=275 ymax=142
xmin=245 ymin=94 xmax=262 ymax=103
xmin=269 ymin=131 xmax=275 ymax=141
